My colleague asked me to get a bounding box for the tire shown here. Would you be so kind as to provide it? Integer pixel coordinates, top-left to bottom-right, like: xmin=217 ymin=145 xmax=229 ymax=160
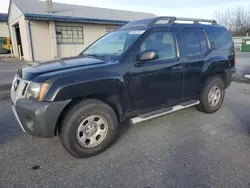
xmin=59 ymin=99 xmax=118 ymax=158
xmin=197 ymin=76 xmax=225 ymax=114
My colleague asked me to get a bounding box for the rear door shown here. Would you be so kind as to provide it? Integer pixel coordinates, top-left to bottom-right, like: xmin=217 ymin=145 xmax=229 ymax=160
xmin=182 ymin=28 xmax=210 ymax=99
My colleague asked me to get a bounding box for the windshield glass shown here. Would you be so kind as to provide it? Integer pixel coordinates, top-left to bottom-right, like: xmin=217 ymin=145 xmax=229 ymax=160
xmin=81 ymin=30 xmax=145 ymax=61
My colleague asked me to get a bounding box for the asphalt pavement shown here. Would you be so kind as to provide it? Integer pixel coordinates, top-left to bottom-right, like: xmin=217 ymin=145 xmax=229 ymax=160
xmin=0 ymin=57 xmax=27 ymax=85
xmin=1 ymin=82 xmax=250 ymax=188
xmin=0 ymin=57 xmax=27 ymax=99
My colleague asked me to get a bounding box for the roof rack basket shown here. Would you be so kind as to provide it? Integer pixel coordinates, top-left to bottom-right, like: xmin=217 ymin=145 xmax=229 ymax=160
xmin=151 ymin=17 xmax=217 ymax=25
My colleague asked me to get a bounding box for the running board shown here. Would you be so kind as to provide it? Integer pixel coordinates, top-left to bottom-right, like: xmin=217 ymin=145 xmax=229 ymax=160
xmin=130 ymin=100 xmax=200 ymax=124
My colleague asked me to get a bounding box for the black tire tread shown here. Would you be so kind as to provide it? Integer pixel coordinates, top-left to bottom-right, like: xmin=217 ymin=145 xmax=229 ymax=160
xmin=59 ymin=99 xmax=118 ymax=158
xmin=197 ymin=76 xmax=225 ymax=114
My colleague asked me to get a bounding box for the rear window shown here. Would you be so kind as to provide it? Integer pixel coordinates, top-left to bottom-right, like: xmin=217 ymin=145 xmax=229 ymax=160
xmin=205 ymin=27 xmax=233 ymax=50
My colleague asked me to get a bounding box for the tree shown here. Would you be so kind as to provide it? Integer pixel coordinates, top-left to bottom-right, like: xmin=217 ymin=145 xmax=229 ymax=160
xmin=214 ymin=6 xmax=250 ymax=37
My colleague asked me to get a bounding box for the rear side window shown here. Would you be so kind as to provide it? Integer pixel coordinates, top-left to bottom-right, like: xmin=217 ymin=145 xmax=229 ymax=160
xmin=205 ymin=27 xmax=233 ymax=50
xmin=184 ymin=29 xmax=209 ymax=57
xmin=184 ymin=29 xmax=201 ymax=57
xmin=197 ymin=30 xmax=209 ymax=54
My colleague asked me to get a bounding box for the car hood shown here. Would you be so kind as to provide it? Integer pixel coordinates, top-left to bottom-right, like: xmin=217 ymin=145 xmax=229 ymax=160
xmin=17 ymin=56 xmax=108 ymax=80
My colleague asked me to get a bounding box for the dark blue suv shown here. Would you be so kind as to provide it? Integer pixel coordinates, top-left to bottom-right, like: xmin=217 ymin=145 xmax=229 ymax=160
xmin=11 ymin=17 xmax=236 ymax=157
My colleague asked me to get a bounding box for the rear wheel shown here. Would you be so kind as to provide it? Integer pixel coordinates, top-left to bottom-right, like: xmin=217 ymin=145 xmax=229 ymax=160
xmin=197 ymin=76 xmax=225 ymax=113
xmin=59 ymin=99 xmax=118 ymax=158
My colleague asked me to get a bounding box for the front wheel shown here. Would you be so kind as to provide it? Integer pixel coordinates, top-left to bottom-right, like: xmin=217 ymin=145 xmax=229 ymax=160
xmin=197 ymin=76 xmax=225 ymax=114
xmin=59 ymin=99 xmax=118 ymax=158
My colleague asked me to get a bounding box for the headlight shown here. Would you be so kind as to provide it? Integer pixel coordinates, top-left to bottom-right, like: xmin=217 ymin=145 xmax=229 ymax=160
xmin=25 ymin=82 xmax=50 ymax=101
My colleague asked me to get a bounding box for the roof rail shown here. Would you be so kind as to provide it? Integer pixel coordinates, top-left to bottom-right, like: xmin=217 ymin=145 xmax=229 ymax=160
xmin=151 ymin=16 xmax=217 ymax=25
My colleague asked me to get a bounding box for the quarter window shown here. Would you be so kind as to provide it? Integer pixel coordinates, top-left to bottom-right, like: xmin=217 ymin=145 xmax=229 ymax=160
xmin=56 ymin=25 xmax=84 ymax=44
xmin=140 ymin=31 xmax=177 ymax=60
xmin=205 ymin=28 xmax=233 ymax=50
xmin=198 ymin=30 xmax=209 ymax=54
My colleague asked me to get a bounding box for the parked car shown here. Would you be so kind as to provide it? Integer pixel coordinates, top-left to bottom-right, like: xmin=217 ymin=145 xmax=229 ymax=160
xmin=11 ymin=17 xmax=236 ymax=158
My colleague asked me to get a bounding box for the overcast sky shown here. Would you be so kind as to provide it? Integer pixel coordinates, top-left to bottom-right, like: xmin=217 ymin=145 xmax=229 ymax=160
xmin=1 ymin=0 xmax=250 ymax=19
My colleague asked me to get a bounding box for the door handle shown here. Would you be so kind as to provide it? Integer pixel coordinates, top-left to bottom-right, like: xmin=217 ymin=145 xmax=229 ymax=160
xmin=172 ymin=65 xmax=183 ymax=70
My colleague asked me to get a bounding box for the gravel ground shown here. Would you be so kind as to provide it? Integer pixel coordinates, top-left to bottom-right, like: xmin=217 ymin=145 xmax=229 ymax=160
xmin=0 ymin=82 xmax=250 ymax=188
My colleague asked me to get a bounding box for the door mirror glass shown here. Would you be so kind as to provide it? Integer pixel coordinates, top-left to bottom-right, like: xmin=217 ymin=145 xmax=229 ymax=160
xmin=139 ymin=50 xmax=159 ymax=62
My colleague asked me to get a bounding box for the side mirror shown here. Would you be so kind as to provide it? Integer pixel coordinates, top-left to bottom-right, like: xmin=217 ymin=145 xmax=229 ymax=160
xmin=138 ymin=50 xmax=159 ymax=62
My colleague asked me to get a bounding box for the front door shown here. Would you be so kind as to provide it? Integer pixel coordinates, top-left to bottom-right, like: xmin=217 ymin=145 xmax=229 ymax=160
xmin=129 ymin=29 xmax=185 ymax=112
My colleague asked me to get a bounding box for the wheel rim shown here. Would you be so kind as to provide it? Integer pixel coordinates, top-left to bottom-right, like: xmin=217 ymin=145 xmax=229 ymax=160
xmin=76 ymin=115 xmax=108 ymax=148
xmin=208 ymin=86 xmax=221 ymax=107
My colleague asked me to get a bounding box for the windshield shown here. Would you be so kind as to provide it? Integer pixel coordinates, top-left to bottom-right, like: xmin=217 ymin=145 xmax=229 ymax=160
xmin=81 ymin=30 xmax=145 ymax=61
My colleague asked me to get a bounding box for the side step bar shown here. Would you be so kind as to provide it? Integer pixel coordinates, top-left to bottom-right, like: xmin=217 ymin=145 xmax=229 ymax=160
xmin=130 ymin=100 xmax=200 ymax=124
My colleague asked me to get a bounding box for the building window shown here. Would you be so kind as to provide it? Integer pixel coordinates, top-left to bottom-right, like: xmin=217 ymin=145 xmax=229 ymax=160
xmin=106 ymin=27 xmax=118 ymax=33
xmin=55 ymin=25 xmax=84 ymax=44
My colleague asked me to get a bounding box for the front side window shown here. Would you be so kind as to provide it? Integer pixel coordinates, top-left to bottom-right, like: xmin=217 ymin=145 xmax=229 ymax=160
xmin=140 ymin=31 xmax=177 ymax=60
xmin=82 ymin=30 xmax=144 ymax=61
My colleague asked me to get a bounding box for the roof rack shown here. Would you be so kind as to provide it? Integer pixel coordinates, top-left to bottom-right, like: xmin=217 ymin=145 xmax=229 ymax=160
xmin=151 ymin=16 xmax=217 ymax=25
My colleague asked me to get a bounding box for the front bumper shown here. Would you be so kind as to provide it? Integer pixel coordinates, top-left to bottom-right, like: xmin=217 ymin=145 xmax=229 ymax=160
xmin=12 ymin=98 xmax=71 ymax=138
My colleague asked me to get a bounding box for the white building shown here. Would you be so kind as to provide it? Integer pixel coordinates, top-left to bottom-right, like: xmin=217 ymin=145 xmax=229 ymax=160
xmin=0 ymin=14 xmax=9 ymax=38
xmin=7 ymin=0 xmax=155 ymax=62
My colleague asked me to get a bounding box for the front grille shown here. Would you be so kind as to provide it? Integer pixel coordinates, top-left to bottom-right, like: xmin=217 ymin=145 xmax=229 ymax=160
xmin=22 ymin=83 xmax=28 ymax=96
xmin=13 ymin=79 xmax=20 ymax=91
xmin=11 ymin=75 xmax=31 ymax=105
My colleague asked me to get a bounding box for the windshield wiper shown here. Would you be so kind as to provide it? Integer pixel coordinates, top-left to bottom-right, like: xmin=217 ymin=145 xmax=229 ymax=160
xmin=82 ymin=54 xmax=105 ymax=60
